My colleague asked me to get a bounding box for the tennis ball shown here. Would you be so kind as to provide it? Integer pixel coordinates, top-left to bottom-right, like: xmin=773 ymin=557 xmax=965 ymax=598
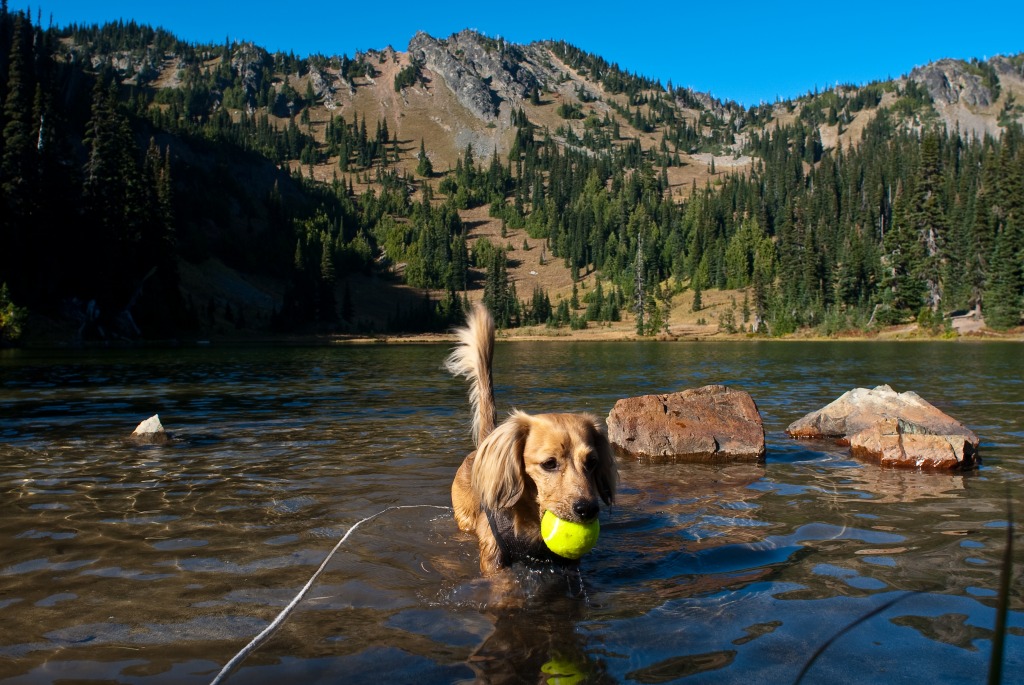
xmin=541 ymin=510 xmax=599 ymax=559
xmin=541 ymin=656 xmax=585 ymax=685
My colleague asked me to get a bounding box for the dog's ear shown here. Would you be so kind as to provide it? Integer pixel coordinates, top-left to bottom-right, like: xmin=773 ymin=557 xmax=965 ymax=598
xmin=590 ymin=420 xmax=618 ymax=505
xmin=472 ymin=412 xmax=530 ymax=511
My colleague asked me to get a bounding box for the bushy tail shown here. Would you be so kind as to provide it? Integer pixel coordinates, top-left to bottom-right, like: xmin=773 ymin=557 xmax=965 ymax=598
xmin=445 ymin=303 xmax=496 ymax=446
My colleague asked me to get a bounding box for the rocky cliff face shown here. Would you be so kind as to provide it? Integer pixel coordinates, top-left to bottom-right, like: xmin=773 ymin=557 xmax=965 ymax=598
xmin=910 ymin=58 xmax=995 ymax=107
xmin=991 ymin=55 xmax=1024 ymax=81
xmin=407 ymin=30 xmax=543 ymax=122
xmin=908 ymin=55 xmax=1024 ymax=138
xmin=230 ymin=43 xmax=270 ymax=111
xmin=308 ymin=65 xmax=345 ymax=110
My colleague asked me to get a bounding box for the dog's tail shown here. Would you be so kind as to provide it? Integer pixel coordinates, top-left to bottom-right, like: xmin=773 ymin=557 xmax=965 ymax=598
xmin=445 ymin=302 xmax=496 ymax=446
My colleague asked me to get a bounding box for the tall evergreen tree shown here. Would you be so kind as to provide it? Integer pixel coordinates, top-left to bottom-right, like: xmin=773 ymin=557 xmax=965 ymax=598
xmin=416 ymin=138 xmax=433 ymax=178
xmin=983 ymin=217 xmax=1023 ymax=329
xmin=634 ymin=230 xmax=646 ymax=334
xmin=0 ymin=12 xmax=35 ymax=283
xmin=1 ymin=13 xmax=33 ymax=194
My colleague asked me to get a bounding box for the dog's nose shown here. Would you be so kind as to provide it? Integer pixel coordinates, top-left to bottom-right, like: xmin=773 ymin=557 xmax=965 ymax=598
xmin=573 ymin=499 xmax=599 ymax=521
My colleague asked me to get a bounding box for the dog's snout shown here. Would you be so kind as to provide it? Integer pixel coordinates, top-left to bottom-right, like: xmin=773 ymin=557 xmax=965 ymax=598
xmin=573 ymin=499 xmax=599 ymax=521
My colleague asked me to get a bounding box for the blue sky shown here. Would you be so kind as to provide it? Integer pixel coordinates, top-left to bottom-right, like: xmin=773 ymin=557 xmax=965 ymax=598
xmin=33 ymin=1 xmax=1024 ymax=107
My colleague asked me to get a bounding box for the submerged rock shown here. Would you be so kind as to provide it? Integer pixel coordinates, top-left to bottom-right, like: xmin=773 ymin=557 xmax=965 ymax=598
xmin=607 ymin=385 xmax=765 ymax=461
xmin=787 ymin=385 xmax=979 ymax=470
xmin=129 ymin=414 xmax=171 ymax=445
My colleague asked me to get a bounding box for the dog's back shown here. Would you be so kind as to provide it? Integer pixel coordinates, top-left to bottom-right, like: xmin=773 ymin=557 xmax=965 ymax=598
xmin=444 ymin=303 xmax=497 ymax=445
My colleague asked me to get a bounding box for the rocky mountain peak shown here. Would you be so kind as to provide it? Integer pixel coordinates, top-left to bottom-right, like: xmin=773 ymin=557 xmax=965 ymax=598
xmin=907 ymin=54 xmax=1024 ymax=138
xmin=230 ymin=42 xmax=270 ymax=109
xmin=909 ymin=58 xmax=996 ymax=107
xmin=407 ymin=30 xmax=541 ymax=122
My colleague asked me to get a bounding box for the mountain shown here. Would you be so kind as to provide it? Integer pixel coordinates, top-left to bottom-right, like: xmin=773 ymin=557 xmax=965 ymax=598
xmin=1 ymin=12 xmax=1022 ymax=344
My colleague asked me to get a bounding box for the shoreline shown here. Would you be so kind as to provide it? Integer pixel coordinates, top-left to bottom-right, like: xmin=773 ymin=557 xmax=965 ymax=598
xmin=11 ymin=319 xmax=1023 ymax=349
xmin=328 ymin=323 xmax=1023 ymax=346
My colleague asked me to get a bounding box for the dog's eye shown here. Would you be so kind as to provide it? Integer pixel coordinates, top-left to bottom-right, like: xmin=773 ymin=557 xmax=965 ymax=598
xmin=583 ymin=453 xmax=598 ymax=472
xmin=541 ymin=458 xmax=559 ymax=472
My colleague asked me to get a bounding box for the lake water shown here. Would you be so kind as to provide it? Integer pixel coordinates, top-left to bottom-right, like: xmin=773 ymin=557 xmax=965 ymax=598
xmin=0 ymin=341 xmax=1021 ymax=684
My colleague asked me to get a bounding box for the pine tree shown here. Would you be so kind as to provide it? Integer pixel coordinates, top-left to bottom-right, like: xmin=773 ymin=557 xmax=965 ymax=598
xmin=318 ymin=237 xmax=337 ymax=324
xmin=1 ymin=12 xmax=35 ymax=242
xmin=413 ymin=137 xmax=430 ymax=176
xmin=912 ymin=132 xmax=947 ymax=312
xmin=879 ymin=186 xmax=926 ymax=322
xmin=320 ymin=236 xmax=335 ymax=283
xmin=586 ymin=280 xmax=605 ymax=321
xmin=984 ymin=217 xmax=1023 ymax=329
xmin=483 ymin=248 xmax=514 ymax=327
xmin=634 ymin=230 xmax=645 ymax=334
xmin=293 ymin=238 xmax=305 ymax=272
xmin=80 ymin=77 xmax=151 ymax=306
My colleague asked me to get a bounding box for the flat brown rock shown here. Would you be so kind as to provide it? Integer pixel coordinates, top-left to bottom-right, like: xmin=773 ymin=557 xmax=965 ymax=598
xmin=607 ymin=385 xmax=765 ymax=462
xmin=849 ymin=418 xmax=977 ymax=470
xmin=787 ymin=385 xmax=979 ymax=469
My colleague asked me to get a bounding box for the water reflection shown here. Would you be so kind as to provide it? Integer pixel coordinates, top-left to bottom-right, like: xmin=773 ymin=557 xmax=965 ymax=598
xmin=802 ymin=459 xmax=975 ymax=504
xmin=468 ymin=584 xmax=615 ymax=685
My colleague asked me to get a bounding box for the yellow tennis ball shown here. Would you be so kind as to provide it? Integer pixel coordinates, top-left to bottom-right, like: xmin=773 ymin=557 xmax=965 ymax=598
xmin=541 ymin=510 xmax=599 ymax=559
xmin=541 ymin=657 xmax=585 ymax=685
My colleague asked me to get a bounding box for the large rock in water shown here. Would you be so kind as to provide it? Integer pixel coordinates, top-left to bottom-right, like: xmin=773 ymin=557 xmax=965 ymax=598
xmin=787 ymin=385 xmax=979 ymax=470
xmin=607 ymin=385 xmax=765 ymax=461
xmin=848 ymin=418 xmax=978 ymax=469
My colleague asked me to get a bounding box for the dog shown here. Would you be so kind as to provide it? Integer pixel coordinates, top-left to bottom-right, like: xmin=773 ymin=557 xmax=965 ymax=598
xmin=445 ymin=303 xmax=617 ymax=575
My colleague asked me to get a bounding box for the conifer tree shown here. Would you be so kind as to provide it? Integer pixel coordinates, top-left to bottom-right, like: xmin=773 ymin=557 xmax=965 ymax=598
xmin=483 ymin=248 xmax=516 ymax=328
xmin=416 ymin=139 xmax=433 ymax=178
xmin=1 ymin=13 xmax=34 ymax=215
xmin=318 ymin=238 xmax=337 ymax=323
xmin=634 ymin=231 xmax=645 ymax=334
xmin=911 ymin=132 xmax=947 ymax=312
xmin=984 ymin=218 xmax=1023 ymax=329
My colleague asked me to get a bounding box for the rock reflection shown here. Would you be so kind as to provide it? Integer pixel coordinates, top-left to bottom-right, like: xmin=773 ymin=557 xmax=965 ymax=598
xmin=731 ymin=619 xmax=782 ymax=646
xmin=890 ymin=612 xmax=994 ymax=652
xmin=612 ymin=458 xmax=769 ymax=555
xmin=828 ymin=465 xmax=973 ymax=503
xmin=625 ymin=649 xmax=736 ymax=683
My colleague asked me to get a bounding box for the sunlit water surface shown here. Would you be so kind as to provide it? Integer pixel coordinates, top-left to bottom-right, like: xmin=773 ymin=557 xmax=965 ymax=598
xmin=1 ymin=341 xmax=1021 ymax=684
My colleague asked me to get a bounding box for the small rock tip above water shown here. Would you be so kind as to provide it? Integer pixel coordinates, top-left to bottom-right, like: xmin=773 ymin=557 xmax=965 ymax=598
xmin=129 ymin=414 xmax=171 ymax=445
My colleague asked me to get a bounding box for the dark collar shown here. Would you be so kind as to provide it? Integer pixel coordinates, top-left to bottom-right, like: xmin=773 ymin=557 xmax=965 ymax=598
xmin=484 ymin=506 xmax=573 ymax=568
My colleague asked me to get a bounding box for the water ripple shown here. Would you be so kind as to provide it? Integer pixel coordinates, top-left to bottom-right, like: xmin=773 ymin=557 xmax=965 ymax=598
xmin=0 ymin=342 xmax=1020 ymax=683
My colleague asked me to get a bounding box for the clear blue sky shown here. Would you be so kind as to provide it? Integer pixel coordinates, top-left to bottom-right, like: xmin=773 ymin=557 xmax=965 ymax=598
xmin=32 ymin=0 xmax=1024 ymax=107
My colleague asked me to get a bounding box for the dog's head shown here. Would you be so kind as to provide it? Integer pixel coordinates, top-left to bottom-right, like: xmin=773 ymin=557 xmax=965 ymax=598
xmin=471 ymin=411 xmax=617 ymax=524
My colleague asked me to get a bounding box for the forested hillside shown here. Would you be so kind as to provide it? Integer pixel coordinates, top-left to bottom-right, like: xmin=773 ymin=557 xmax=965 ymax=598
xmin=0 ymin=7 xmax=1021 ymax=344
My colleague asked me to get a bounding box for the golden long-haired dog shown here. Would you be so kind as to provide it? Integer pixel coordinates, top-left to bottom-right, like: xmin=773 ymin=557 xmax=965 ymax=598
xmin=445 ymin=303 xmax=617 ymax=575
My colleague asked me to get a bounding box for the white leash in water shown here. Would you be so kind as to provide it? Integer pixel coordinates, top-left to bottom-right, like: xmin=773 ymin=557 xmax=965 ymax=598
xmin=209 ymin=504 xmax=453 ymax=685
